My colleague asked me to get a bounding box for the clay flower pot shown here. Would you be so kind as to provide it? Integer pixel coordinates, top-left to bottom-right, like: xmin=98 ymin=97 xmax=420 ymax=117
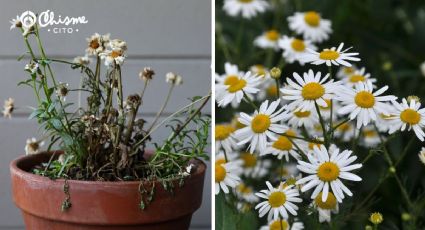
xmin=10 ymin=151 xmax=206 ymax=230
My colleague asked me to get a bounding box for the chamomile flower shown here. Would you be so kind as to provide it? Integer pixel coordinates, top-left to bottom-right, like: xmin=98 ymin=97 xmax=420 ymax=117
xmin=333 ymin=121 xmax=356 ymax=142
xmin=99 ymin=46 xmax=126 ymax=67
xmin=215 ymin=124 xmax=238 ymax=153
xmin=250 ymin=64 xmax=270 ymax=79
xmin=216 ymin=71 xmax=261 ymax=108
xmin=254 ymin=30 xmax=281 ymax=50
xmin=259 ymin=219 xmax=304 ymax=230
xmin=257 ymin=78 xmax=279 ymax=101
xmin=25 ymin=137 xmax=45 ymax=155
xmin=223 ymin=0 xmax=269 ymax=19
xmin=388 ymin=98 xmax=425 ymax=141
xmin=239 ymin=152 xmax=271 ymax=178
xmin=281 ymin=70 xmax=340 ymax=112
xmin=312 ymin=192 xmax=339 ymax=223
xmin=262 ymin=130 xmax=301 ymax=161
xmin=318 ymin=99 xmax=341 ymax=120
xmin=336 ymin=66 xmax=357 ymax=79
xmin=236 ymin=183 xmax=259 ymax=203
xmin=10 ymin=15 xmax=22 ymax=30
xmin=278 ymin=36 xmax=316 ymax=65
xmin=360 ymin=126 xmax=381 ymax=148
xmin=215 ymin=160 xmax=242 ymax=195
xmin=255 ymin=181 xmax=302 ymax=220
xmin=235 ymin=99 xmax=288 ymax=153
xmin=25 ymin=62 xmax=39 ymax=74
xmin=73 ymin=56 xmax=91 ymax=66
xmin=302 ymin=138 xmax=325 ymax=154
xmin=288 ymin=11 xmax=332 ymax=43
xmin=86 ymin=33 xmax=110 ymax=56
xmin=216 ymin=63 xmax=244 ymax=84
xmin=343 ymin=67 xmax=376 ymax=88
xmin=418 ymin=147 xmax=425 ymax=165
xmin=336 ymin=81 xmax=397 ymax=128
xmin=296 ymin=145 xmax=362 ymax=202
xmin=303 ymin=43 xmax=360 ymax=67
xmin=56 ymin=82 xmax=69 ymax=101
xmin=286 ymin=109 xmax=318 ymax=129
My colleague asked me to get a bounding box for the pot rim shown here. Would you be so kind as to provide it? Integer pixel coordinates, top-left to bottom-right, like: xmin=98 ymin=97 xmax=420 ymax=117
xmin=10 ymin=151 xmax=206 ymax=186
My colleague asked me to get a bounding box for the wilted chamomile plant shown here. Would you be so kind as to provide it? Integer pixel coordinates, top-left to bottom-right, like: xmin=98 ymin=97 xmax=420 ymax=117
xmin=216 ymin=0 xmax=425 ymax=229
xmin=8 ymin=17 xmax=210 ymax=202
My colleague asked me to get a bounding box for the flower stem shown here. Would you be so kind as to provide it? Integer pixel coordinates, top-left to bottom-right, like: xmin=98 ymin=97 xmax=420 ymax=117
xmin=314 ymin=101 xmax=329 ymax=147
xmin=147 ymin=84 xmax=175 ymax=133
xmin=242 ymin=90 xmax=258 ymax=110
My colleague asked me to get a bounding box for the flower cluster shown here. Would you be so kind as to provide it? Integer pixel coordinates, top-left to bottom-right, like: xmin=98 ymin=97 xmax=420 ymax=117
xmin=216 ymin=4 xmax=425 ymax=229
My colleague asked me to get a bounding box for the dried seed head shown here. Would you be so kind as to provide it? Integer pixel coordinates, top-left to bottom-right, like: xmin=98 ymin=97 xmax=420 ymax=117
xmin=139 ymin=67 xmax=155 ymax=81
xmin=126 ymin=94 xmax=141 ymax=109
xmin=166 ymin=72 xmax=183 ymax=85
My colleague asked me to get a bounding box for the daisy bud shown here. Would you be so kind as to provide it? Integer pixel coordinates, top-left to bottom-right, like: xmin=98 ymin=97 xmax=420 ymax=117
xmin=407 ymin=95 xmax=420 ymax=104
xmin=369 ymin=212 xmax=383 ymax=225
xmin=270 ymin=67 xmax=281 ymax=79
xmin=389 ymin=166 xmax=396 ymax=173
xmin=139 ymin=67 xmax=155 ymax=81
xmin=365 ymin=225 xmax=373 ymax=230
xmin=401 ymin=212 xmax=411 ymax=221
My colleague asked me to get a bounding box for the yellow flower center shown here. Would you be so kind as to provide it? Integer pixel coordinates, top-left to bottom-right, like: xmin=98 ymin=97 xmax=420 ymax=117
xmin=314 ymin=192 xmax=337 ymax=210
xmin=319 ymin=50 xmax=340 ymax=60
xmin=301 ymin=82 xmax=325 ymax=100
xmin=370 ymin=212 xmax=384 ymax=224
xmin=343 ymin=67 xmax=355 ymax=74
xmin=354 ymin=91 xmax=375 ymax=108
xmin=317 ymin=162 xmax=340 ymax=182
xmin=110 ymin=50 xmax=122 ymax=58
xmin=294 ymin=110 xmax=311 ymax=118
xmin=304 ymin=11 xmax=321 ymax=27
xmin=267 ymin=85 xmax=278 ymax=97
xmin=363 ymin=129 xmax=377 ymax=137
xmin=253 ymin=65 xmax=266 ymax=77
xmin=215 ymin=163 xmax=226 ymax=182
xmin=216 ymin=158 xmax=226 ymax=165
xmin=241 ymin=152 xmax=257 ymax=168
xmin=285 ymin=177 xmax=297 ymax=186
xmin=265 ymin=30 xmax=280 ymax=41
xmin=237 ymin=183 xmax=253 ymax=194
xmin=251 ymin=114 xmax=271 ymax=133
xmin=308 ymin=142 xmax=322 ymax=150
xmin=272 ymin=136 xmax=293 ymax=151
xmin=349 ymin=74 xmax=366 ymax=83
xmin=268 ymin=191 xmax=287 ymax=208
xmin=400 ymin=109 xmax=421 ymax=125
xmin=215 ymin=125 xmax=234 ymax=141
xmin=224 ymin=75 xmax=246 ymax=93
xmin=337 ymin=123 xmax=351 ymax=132
xmin=269 ymin=220 xmax=289 ymax=230
xmin=239 ymin=0 xmax=253 ymax=3
xmin=291 ymin=39 xmax=306 ymax=52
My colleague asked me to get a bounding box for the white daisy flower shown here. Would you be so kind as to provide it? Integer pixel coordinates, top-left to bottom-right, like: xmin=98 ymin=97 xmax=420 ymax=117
xmin=250 ymin=64 xmax=270 ymax=79
xmin=259 ymin=218 xmax=304 ymax=230
xmin=278 ymin=36 xmax=317 ymax=65
xmin=236 ymin=183 xmax=259 ymax=203
xmin=257 ymin=78 xmax=279 ymax=101
xmin=215 ymin=124 xmax=238 ymax=153
xmin=318 ymin=99 xmax=341 ymax=120
xmin=343 ymin=67 xmax=376 ymax=88
xmin=25 ymin=137 xmax=45 ymax=155
xmin=10 ymin=15 xmax=22 ymax=30
xmin=2 ymin=98 xmax=15 ymax=119
xmin=99 ymin=46 xmax=126 ymax=67
xmin=312 ymin=192 xmax=339 ymax=223
xmin=336 ymin=81 xmax=397 ymax=128
xmin=303 ymin=43 xmax=361 ymax=67
xmin=56 ymin=82 xmax=69 ymax=101
xmin=223 ymin=0 xmax=269 ymax=19
xmin=388 ymin=98 xmax=425 ymax=141
xmin=215 ymin=160 xmax=242 ymax=195
xmin=215 ymin=71 xmax=261 ymax=108
xmin=239 ymin=152 xmax=271 ymax=178
xmin=375 ymin=111 xmax=395 ymax=133
xmin=333 ymin=121 xmax=356 ymax=142
xmin=281 ymin=69 xmax=340 ymax=112
xmin=418 ymin=147 xmax=425 ymax=165
xmin=285 ymin=109 xmax=318 ymax=129
xmin=302 ymin=138 xmax=325 ymax=154
xmin=360 ymin=126 xmax=381 ymax=148
xmin=25 ymin=62 xmax=39 ymax=74
xmin=336 ymin=66 xmax=357 ymax=79
xmin=262 ymin=129 xmax=301 ymax=161
xmin=73 ymin=56 xmax=91 ymax=65
xmin=254 ymin=30 xmax=281 ymax=50
xmin=86 ymin=33 xmax=110 ymax=56
xmin=255 ymin=181 xmax=302 ymax=220
xmin=296 ymin=145 xmax=362 ymax=203
xmin=287 ymin=11 xmax=332 ymax=43
xmin=235 ymin=99 xmax=288 ymax=153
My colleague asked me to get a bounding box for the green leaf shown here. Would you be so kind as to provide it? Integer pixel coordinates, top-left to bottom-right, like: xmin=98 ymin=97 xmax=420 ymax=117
xmin=50 ymin=119 xmax=62 ymax=130
xmin=215 ymin=193 xmax=238 ymax=230
xmin=28 ymin=109 xmax=43 ymax=120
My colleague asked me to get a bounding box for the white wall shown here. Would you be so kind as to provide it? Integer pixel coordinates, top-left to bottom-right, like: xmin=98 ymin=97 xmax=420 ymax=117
xmin=0 ymin=0 xmax=211 ymax=229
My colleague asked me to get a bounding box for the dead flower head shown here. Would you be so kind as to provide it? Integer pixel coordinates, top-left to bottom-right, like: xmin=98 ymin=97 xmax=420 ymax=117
xmin=139 ymin=67 xmax=155 ymax=81
xmin=25 ymin=137 xmax=45 ymax=155
xmin=3 ymin=97 xmax=15 ymax=119
xmin=73 ymin=56 xmax=91 ymax=66
xmin=166 ymin=72 xmax=183 ymax=85
xmin=126 ymin=94 xmax=142 ymax=110
xmin=56 ymin=82 xmax=70 ymax=101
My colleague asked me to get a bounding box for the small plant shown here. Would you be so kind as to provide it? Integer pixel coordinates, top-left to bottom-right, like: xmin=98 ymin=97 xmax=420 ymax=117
xmin=8 ymin=16 xmax=210 ymax=191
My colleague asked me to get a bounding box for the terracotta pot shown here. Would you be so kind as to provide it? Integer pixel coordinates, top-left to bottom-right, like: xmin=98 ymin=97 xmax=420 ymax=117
xmin=10 ymin=151 xmax=206 ymax=230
